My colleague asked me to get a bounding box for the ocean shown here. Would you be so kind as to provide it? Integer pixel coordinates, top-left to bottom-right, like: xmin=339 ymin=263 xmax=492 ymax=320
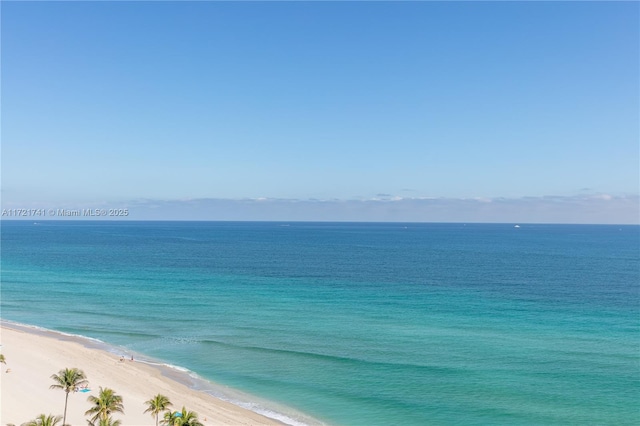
xmin=1 ymin=221 xmax=638 ymax=425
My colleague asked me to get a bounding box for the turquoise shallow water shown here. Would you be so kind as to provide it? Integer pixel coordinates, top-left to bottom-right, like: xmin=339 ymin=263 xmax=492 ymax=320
xmin=1 ymin=221 xmax=638 ymax=425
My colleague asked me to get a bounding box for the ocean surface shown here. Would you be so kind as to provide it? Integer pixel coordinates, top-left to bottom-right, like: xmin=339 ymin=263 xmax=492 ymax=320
xmin=1 ymin=221 xmax=638 ymax=425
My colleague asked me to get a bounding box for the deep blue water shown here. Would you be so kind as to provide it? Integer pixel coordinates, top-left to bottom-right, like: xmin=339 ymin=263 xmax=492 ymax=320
xmin=1 ymin=221 xmax=638 ymax=425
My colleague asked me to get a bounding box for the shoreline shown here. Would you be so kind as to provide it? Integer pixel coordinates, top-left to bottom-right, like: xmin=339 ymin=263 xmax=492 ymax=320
xmin=0 ymin=320 xmax=319 ymax=426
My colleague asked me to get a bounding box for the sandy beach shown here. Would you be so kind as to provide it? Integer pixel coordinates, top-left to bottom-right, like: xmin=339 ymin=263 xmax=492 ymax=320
xmin=0 ymin=323 xmax=282 ymax=426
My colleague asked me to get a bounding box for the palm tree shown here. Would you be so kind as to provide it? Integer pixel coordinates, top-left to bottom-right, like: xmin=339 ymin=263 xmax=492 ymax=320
xmin=177 ymin=407 xmax=203 ymax=426
xmin=0 ymin=353 xmax=6 ymax=365
xmin=162 ymin=410 xmax=180 ymax=426
xmin=85 ymin=387 xmax=124 ymax=423
xmin=144 ymin=394 xmax=173 ymax=426
xmin=50 ymin=367 xmax=88 ymax=426
xmin=22 ymin=413 xmax=62 ymax=426
xmin=86 ymin=416 xmax=122 ymax=426
xmin=162 ymin=407 xmax=203 ymax=426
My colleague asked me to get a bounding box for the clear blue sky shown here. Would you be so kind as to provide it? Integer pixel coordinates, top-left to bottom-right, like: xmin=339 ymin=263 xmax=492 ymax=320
xmin=2 ymin=1 xmax=638 ymax=222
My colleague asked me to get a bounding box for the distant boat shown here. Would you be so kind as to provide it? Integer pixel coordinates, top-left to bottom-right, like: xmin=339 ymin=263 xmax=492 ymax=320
xmin=514 ymin=225 xmax=520 ymax=228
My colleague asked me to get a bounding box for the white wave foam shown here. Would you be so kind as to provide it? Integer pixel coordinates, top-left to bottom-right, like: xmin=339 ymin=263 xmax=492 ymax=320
xmin=1 ymin=320 xmax=107 ymax=345
xmin=171 ymin=365 xmax=192 ymax=373
xmin=57 ymin=330 xmax=106 ymax=344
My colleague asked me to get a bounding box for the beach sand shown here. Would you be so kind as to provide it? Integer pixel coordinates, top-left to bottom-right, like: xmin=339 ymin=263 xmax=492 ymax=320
xmin=0 ymin=324 xmax=282 ymax=426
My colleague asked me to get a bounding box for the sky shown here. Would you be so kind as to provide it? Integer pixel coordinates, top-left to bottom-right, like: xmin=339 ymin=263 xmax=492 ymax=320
xmin=2 ymin=1 xmax=638 ymax=223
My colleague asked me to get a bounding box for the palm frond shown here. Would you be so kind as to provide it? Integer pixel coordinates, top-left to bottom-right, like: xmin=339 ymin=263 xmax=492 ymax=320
xmin=85 ymin=387 xmax=124 ymax=423
xmin=22 ymin=413 xmax=62 ymax=426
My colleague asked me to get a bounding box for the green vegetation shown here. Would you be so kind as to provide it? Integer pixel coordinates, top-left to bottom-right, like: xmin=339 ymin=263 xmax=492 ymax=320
xmin=144 ymin=394 xmax=173 ymax=426
xmin=49 ymin=368 xmax=88 ymax=426
xmin=21 ymin=414 xmax=62 ymax=426
xmin=86 ymin=416 xmax=122 ymax=426
xmin=85 ymin=387 xmax=124 ymax=424
xmin=162 ymin=406 xmax=203 ymax=426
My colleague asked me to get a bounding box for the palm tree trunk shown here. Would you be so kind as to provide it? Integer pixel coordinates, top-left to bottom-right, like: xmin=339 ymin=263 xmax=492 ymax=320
xmin=63 ymin=390 xmax=69 ymax=426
